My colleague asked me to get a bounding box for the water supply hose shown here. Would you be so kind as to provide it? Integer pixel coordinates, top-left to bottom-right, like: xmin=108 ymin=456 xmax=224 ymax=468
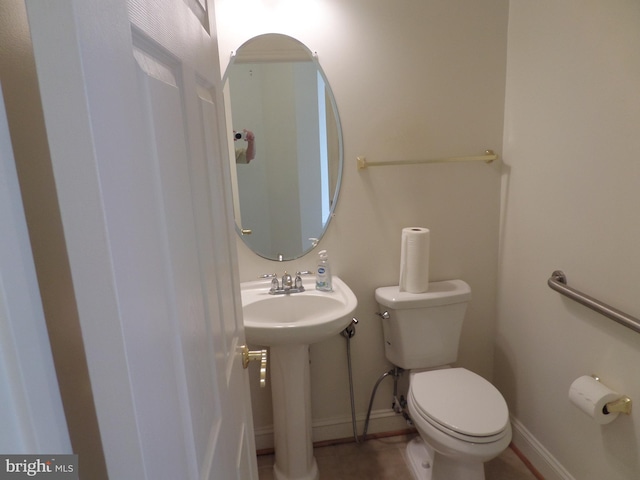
xmin=341 ymin=317 xmax=407 ymax=443
xmin=341 ymin=318 xmax=359 ymax=444
xmin=361 ymin=366 xmax=405 ymax=441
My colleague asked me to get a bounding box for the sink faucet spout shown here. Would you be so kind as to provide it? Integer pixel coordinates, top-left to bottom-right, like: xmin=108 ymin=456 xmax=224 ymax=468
xmin=282 ymin=272 xmax=293 ymax=290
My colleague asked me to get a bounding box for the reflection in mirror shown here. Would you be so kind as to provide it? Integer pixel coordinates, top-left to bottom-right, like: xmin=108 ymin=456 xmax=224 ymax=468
xmin=224 ymin=34 xmax=342 ymax=261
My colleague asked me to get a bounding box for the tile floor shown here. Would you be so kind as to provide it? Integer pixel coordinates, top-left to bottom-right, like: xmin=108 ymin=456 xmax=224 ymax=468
xmin=257 ymin=434 xmax=540 ymax=480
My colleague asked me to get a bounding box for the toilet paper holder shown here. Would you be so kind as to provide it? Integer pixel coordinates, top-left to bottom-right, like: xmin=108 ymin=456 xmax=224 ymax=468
xmin=604 ymin=396 xmax=632 ymax=415
xmin=592 ymin=375 xmax=633 ymax=416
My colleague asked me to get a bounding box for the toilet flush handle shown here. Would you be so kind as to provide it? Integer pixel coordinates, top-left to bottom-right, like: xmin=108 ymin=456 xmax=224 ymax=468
xmin=376 ymin=311 xmax=390 ymax=320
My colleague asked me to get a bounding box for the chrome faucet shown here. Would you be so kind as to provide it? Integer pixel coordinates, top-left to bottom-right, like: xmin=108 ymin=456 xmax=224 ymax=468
xmin=262 ymin=271 xmax=310 ymax=295
xmin=282 ymin=272 xmax=293 ymax=290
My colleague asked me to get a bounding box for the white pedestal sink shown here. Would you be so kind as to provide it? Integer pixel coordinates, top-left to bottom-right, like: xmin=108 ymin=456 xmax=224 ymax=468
xmin=241 ymin=275 xmax=357 ymax=480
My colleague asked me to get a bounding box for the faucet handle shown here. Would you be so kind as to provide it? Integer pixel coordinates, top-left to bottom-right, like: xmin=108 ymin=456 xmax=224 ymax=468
xmin=293 ymin=272 xmax=311 ymax=291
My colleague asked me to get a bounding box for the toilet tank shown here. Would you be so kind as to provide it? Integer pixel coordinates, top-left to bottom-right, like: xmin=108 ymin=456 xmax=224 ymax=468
xmin=375 ymin=280 xmax=471 ymax=370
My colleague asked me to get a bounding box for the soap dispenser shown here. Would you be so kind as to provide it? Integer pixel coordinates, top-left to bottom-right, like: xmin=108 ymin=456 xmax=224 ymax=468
xmin=315 ymin=250 xmax=333 ymax=291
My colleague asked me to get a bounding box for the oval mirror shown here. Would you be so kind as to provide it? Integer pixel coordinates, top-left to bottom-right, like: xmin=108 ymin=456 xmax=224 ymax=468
xmin=223 ymin=34 xmax=343 ymax=261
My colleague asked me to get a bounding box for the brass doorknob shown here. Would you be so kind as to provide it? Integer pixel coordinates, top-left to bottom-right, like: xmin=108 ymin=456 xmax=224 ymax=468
xmin=241 ymin=345 xmax=267 ymax=388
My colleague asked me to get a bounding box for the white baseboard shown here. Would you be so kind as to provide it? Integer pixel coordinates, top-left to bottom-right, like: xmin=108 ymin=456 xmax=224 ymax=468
xmin=254 ymin=408 xmax=410 ymax=451
xmin=510 ymin=416 xmax=575 ymax=480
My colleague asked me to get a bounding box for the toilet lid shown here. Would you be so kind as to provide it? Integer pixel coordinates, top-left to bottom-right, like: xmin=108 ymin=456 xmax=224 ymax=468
xmin=410 ymin=368 xmax=509 ymax=438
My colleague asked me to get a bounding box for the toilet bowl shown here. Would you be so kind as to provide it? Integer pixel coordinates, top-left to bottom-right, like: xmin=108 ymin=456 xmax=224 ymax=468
xmin=375 ymin=281 xmax=512 ymax=480
xmin=406 ymin=368 xmax=511 ymax=480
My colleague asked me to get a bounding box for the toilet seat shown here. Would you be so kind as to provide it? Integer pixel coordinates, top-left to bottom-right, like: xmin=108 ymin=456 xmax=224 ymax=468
xmin=409 ymin=368 xmax=509 ymax=444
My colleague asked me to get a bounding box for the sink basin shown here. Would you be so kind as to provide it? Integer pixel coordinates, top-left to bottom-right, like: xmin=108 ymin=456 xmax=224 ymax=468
xmin=241 ymin=275 xmax=357 ymax=346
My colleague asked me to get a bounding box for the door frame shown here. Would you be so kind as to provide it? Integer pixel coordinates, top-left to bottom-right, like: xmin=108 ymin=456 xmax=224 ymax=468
xmin=0 ymin=83 xmax=71 ymax=453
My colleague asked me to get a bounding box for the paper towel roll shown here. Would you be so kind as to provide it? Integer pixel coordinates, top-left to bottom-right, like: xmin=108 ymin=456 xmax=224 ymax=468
xmin=399 ymin=227 xmax=430 ymax=293
xmin=569 ymin=376 xmax=621 ymax=424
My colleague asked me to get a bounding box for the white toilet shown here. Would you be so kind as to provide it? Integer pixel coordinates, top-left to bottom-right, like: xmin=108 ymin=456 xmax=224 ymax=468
xmin=375 ymin=280 xmax=511 ymax=480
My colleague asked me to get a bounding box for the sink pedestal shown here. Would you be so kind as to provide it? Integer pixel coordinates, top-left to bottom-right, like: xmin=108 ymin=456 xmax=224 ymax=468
xmin=270 ymin=344 xmax=319 ymax=480
xmin=240 ymin=276 xmax=358 ymax=480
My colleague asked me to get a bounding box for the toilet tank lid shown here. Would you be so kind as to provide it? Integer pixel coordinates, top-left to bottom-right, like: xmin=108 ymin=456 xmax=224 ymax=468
xmin=375 ymin=280 xmax=471 ymax=309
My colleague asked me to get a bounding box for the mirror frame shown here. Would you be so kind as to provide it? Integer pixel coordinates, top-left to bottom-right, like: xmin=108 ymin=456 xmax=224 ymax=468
xmin=223 ymin=34 xmax=344 ymax=261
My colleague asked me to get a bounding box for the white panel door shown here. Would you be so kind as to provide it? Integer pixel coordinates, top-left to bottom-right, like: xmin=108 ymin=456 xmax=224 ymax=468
xmin=25 ymin=1 xmax=257 ymax=479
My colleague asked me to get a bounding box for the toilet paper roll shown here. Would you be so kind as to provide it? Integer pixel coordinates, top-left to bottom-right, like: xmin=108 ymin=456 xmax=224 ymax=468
xmin=399 ymin=227 xmax=430 ymax=293
xmin=569 ymin=375 xmax=621 ymax=425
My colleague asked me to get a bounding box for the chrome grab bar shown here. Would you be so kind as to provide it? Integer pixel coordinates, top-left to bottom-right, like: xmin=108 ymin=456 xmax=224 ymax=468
xmin=548 ymin=270 xmax=640 ymax=334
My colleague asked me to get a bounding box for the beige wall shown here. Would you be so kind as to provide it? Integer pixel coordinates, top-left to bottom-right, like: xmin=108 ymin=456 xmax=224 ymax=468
xmin=497 ymin=1 xmax=640 ymax=479
xmin=215 ymin=0 xmax=509 ymax=446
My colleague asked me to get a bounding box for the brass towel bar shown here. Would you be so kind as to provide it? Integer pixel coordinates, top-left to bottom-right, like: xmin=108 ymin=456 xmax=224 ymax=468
xmin=356 ymin=149 xmax=498 ymax=170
